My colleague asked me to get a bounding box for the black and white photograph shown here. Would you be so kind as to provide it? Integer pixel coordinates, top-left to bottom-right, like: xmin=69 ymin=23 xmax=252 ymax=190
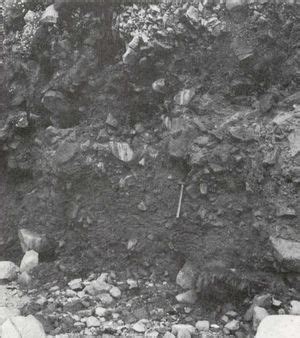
xmin=0 ymin=0 xmax=300 ymax=337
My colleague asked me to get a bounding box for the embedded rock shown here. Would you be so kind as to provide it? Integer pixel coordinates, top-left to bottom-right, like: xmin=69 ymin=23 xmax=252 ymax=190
xmin=20 ymin=250 xmax=39 ymax=273
xmin=270 ymin=237 xmax=300 ymax=272
xmin=256 ymin=315 xmax=300 ymax=338
xmin=0 ymin=261 xmax=19 ymax=281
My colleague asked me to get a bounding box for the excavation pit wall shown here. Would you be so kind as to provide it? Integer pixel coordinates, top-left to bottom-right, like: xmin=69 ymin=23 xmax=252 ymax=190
xmin=0 ymin=0 xmax=300 ymax=298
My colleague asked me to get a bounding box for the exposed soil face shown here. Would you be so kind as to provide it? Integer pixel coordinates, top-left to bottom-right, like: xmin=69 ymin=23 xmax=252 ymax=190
xmin=1 ymin=0 xmax=300 ymax=318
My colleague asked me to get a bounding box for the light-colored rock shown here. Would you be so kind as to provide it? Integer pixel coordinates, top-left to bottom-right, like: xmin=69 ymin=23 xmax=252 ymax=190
xmin=163 ymin=332 xmax=175 ymax=338
xmin=132 ymin=321 xmax=146 ymax=333
xmin=255 ymin=315 xmax=300 ymax=338
xmin=176 ymin=290 xmax=197 ymax=304
xmin=174 ymin=88 xmax=195 ymax=106
xmin=225 ymin=319 xmax=240 ymax=331
xmin=84 ymin=279 xmax=112 ymax=296
xmin=18 ymin=271 xmax=32 ymax=287
xmin=226 ymin=0 xmax=245 ymax=10
xmin=288 ymin=128 xmax=300 ymax=157
xmin=68 ymin=278 xmax=83 ymax=291
xmin=253 ymin=306 xmax=269 ymax=331
xmin=171 ymin=324 xmax=196 ymax=335
xmin=18 ymin=229 xmax=53 ymax=254
xmin=152 ymin=79 xmax=166 ymax=93
xmin=177 ymin=328 xmax=191 ymax=338
xmin=270 ymin=237 xmax=300 ymax=272
xmin=41 ymin=4 xmax=58 ymax=24
xmin=289 ymin=300 xmax=300 ymax=315
xmin=195 ymin=320 xmax=209 ymax=331
xmin=109 ymin=286 xmax=121 ymax=298
xmin=1 ymin=315 xmax=46 ymax=338
xmin=110 ymin=142 xmax=134 ymax=162
xmin=0 ymin=261 xmax=19 ymax=281
xmin=86 ymin=316 xmax=100 ymax=327
xmin=186 ymin=6 xmax=199 ymax=22
xmin=20 ymin=250 xmax=38 ymax=273
xmin=95 ymin=307 xmax=108 ymax=317
xmin=0 ymin=307 xmax=20 ymax=326
xmin=176 ymin=261 xmax=197 ymax=290
xmin=98 ymin=293 xmax=114 ymax=305
xmin=106 ymin=113 xmax=118 ymax=128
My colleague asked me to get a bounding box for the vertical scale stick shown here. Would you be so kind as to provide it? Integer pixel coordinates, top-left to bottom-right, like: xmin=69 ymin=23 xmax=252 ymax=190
xmin=176 ymin=183 xmax=184 ymax=218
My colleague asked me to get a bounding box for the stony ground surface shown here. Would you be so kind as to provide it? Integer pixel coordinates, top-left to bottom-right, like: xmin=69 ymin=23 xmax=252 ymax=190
xmin=0 ymin=0 xmax=300 ymax=336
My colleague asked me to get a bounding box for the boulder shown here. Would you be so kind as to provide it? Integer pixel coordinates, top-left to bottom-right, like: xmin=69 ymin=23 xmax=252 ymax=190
xmin=226 ymin=0 xmax=245 ymax=10
xmin=289 ymin=300 xmax=300 ymax=315
xmin=0 ymin=261 xmax=19 ymax=281
xmin=256 ymin=315 xmax=300 ymax=338
xmin=270 ymin=237 xmax=300 ymax=272
xmin=86 ymin=316 xmax=100 ymax=327
xmin=176 ymin=261 xmax=197 ymax=290
xmin=18 ymin=229 xmax=56 ymax=257
xmin=225 ymin=319 xmax=240 ymax=331
xmin=18 ymin=272 xmax=32 ymax=287
xmin=172 ymin=324 xmax=196 ymax=336
xmin=0 ymin=307 xmax=20 ymax=326
xmin=1 ymin=315 xmax=46 ymax=338
xmin=40 ymin=5 xmax=59 ymax=24
xmin=54 ymin=141 xmax=78 ymax=165
xmin=253 ymin=306 xmax=269 ymax=331
xmin=20 ymin=250 xmax=39 ymax=273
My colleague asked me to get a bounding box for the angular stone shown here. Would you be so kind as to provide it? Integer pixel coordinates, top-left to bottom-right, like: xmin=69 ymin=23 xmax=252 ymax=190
xmin=18 ymin=271 xmax=32 ymax=287
xmin=225 ymin=319 xmax=240 ymax=331
xmin=132 ymin=321 xmax=146 ymax=333
xmin=55 ymin=141 xmax=78 ymax=164
xmin=122 ymin=48 xmax=138 ymax=66
xmin=171 ymin=324 xmax=196 ymax=335
xmin=1 ymin=315 xmax=46 ymax=338
xmin=68 ymin=278 xmax=83 ymax=291
xmin=176 ymin=290 xmax=197 ymax=304
xmin=176 ymin=261 xmax=197 ymax=290
xmin=20 ymin=250 xmax=38 ymax=273
xmin=289 ymin=300 xmax=300 ymax=315
xmin=163 ymin=332 xmax=175 ymax=338
xmin=42 ymin=91 xmax=71 ymax=115
xmin=270 ymin=237 xmax=300 ymax=272
xmin=195 ymin=320 xmax=209 ymax=331
xmin=226 ymin=0 xmax=245 ymax=10
xmin=97 ymin=293 xmax=114 ymax=305
xmin=186 ymin=6 xmax=199 ymax=22
xmin=0 ymin=307 xmax=20 ymax=326
xmin=84 ymin=280 xmax=112 ymax=296
xmin=86 ymin=316 xmax=100 ymax=327
xmin=18 ymin=229 xmax=55 ymax=255
xmin=41 ymin=4 xmax=58 ymax=24
xmin=256 ymin=315 xmax=300 ymax=338
xmin=110 ymin=142 xmax=134 ymax=162
xmin=174 ymin=88 xmax=195 ymax=106
xmin=288 ymin=128 xmax=300 ymax=157
xmin=106 ymin=113 xmax=118 ymax=128
xmin=0 ymin=261 xmax=19 ymax=281
xmin=109 ymin=286 xmax=121 ymax=298
xmin=95 ymin=306 xmax=108 ymax=317
xmin=276 ymin=205 xmax=296 ymax=217
xmin=253 ymin=306 xmax=269 ymax=331
xmin=152 ymin=79 xmax=166 ymax=93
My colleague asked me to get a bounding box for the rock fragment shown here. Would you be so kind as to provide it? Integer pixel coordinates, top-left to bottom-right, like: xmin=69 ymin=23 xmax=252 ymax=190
xmin=256 ymin=315 xmax=300 ymax=338
xmin=20 ymin=250 xmax=38 ymax=273
xmin=176 ymin=261 xmax=197 ymax=290
xmin=270 ymin=237 xmax=300 ymax=272
xmin=253 ymin=306 xmax=269 ymax=331
xmin=1 ymin=315 xmax=46 ymax=338
xmin=0 ymin=261 xmax=19 ymax=281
